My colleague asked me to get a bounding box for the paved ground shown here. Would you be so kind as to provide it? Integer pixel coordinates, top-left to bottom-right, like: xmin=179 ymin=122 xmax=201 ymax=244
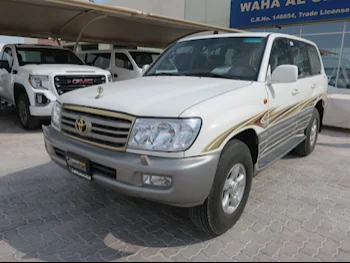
xmin=1 ymin=105 xmax=350 ymax=262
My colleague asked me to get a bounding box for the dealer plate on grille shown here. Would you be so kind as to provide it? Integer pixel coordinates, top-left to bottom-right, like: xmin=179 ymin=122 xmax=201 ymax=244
xmin=66 ymin=153 xmax=92 ymax=181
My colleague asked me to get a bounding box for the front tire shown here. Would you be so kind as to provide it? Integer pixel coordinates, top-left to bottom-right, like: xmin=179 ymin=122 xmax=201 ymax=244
xmin=294 ymin=108 xmax=320 ymax=157
xmin=17 ymin=94 xmax=40 ymax=130
xmin=189 ymin=139 xmax=253 ymax=236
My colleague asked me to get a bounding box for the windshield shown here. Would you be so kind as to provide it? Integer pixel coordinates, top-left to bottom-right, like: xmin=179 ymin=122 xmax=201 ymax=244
xmin=129 ymin=52 xmax=160 ymax=68
xmin=16 ymin=47 xmax=84 ymax=66
xmin=145 ymin=37 xmax=267 ymax=81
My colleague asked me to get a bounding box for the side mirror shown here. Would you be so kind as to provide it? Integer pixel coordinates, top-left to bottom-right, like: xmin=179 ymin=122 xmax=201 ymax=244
xmin=268 ymin=65 xmax=298 ymax=85
xmin=142 ymin=64 xmax=150 ymax=74
xmin=0 ymin=60 xmax=10 ymax=73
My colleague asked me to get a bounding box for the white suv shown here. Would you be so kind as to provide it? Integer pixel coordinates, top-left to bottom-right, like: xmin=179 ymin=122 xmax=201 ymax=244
xmin=77 ymin=49 xmax=161 ymax=81
xmin=44 ymin=33 xmax=327 ymax=235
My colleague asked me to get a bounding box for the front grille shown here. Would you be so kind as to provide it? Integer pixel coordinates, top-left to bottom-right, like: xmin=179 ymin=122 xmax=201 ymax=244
xmin=60 ymin=105 xmax=135 ymax=151
xmin=55 ymin=75 xmax=106 ymax=95
xmin=90 ymin=162 xmax=116 ymax=179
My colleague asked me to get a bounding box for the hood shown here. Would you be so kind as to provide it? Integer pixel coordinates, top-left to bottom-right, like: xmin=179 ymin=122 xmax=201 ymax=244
xmin=20 ymin=64 xmax=107 ymax=75
xmin=59 ymin=76 xmax=252 ymax=117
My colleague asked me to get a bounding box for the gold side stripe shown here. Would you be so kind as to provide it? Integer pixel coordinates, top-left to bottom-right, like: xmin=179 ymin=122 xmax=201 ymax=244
xmin=202 ymin=93 xmax=327 ymax=153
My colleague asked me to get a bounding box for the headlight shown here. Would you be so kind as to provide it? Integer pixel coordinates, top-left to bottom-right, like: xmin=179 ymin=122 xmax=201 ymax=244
xmin=107 ymin=73 xmax=112 ymax=83
xmin=29 ymin=75 xmax=49 ymax=90
xmin=51 ymin=101 xmax=61 ymax=130
xmin=128 ymin=118 xmax=201 ymax=152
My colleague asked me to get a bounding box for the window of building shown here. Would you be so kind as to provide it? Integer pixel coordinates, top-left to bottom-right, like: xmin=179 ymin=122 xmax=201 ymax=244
xmin=307 ymin=45 xmax=322 ymax=76
xmin=347 ymin=21 xmax=350 ymax=32
xmin=303 ymin=34 xmax=343 ymax=87
xmin=115 ymin=53 xmax=133 ymax=70
xmin=81 ymin=44 xmax=99 ymax=51
xmin=337 ymin=33 xmax=350 ymax=89
xmin=266 ymin=25 xmax=301 ymax=35
xmin=302 ymin=21 xmax=344 ymax=35
xmin=269 ymin=38 xmax=292 ymax=73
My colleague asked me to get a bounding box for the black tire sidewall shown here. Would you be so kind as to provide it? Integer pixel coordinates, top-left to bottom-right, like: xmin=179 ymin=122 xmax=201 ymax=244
xmin=305 ymin=109 xmax=320 ymax=154
xmin=17 ymin=94 xmax=38 ymax=129
xmin=207 ymin=139 xmax=253 ymax=235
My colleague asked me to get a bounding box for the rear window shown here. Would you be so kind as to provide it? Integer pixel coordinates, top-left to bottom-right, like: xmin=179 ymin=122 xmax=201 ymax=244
xmin=85 ymin=53 xmax=111 ymax=69
xmin=129 ymin=52 xmax=160 ymax=68
xmin=307 ymin=45 xmax=322 ymax=75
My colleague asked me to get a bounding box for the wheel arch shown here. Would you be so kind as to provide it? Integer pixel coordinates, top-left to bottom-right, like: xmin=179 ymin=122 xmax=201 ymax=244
xmin=13 ymin=83 xmax=28 ymax=106
xmin=226 ymin=127 xmax=260 ymax=165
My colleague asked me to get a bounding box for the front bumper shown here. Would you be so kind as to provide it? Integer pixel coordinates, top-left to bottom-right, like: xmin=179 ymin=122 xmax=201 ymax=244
xmin=30 ymin=101 xmax=54 ymax=117
xmin=43 ymin=125 xmax=220 ymax=207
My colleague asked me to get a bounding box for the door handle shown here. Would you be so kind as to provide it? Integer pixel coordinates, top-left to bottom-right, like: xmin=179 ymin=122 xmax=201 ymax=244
xmin=311 ymin=83 xmax=317 ymax=89
xmin=292 ymin=89 xmax=299 ymax=96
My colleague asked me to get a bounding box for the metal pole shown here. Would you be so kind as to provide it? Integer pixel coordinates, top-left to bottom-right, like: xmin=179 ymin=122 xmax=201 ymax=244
xmin=73 ymin=14 xmax=107 ymax=53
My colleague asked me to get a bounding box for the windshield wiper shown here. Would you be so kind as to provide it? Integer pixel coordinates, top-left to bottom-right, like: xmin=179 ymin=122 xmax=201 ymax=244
xmin=185 ymin=72 xmax=233 ymax=79
xmin=147 ymin=72 xmax=183 ymax=77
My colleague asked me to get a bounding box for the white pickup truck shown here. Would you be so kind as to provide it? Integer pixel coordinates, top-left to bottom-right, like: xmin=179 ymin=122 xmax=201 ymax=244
xmin=0 ymin=44 xmax=111 ymax=129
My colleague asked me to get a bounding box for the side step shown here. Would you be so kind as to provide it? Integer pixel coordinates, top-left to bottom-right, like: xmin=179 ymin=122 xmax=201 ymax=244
xmin=257 ymin=135 xmax=306 ymax=171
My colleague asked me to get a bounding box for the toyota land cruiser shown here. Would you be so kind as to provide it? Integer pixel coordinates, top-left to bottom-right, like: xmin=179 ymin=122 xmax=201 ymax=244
xmin=44 ymin=33 xmax=328 ymax=235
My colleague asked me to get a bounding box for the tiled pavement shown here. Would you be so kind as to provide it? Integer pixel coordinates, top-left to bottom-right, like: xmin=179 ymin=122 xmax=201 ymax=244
xmin=1 ymin=106 xmax=350 ymax=262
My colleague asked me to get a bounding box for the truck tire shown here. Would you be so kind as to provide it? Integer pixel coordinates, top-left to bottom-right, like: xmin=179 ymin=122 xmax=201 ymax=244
xmin=189 ymin=139 xmax=253 ymax=236
xmin=294 ymin=108 xmax=320 ymax=157
xmin=17 ymin=94 xmax=40 ymax=130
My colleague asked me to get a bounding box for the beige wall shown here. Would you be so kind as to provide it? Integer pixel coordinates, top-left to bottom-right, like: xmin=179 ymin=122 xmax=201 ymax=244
xmin=184 ymin=0 xmax=231 ymax=27
xmin=106 ymin=0 xmax=185 ymax=19
xmin=105 ymin=0 xmax=230 ymax=27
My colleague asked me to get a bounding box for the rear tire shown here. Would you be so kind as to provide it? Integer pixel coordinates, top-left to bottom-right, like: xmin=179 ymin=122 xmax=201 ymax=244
xmin=17 ymin=94 xmax=40 ymax=130
xmin=294 ymin=108 xmax=320 ymax=157
xmin=189 ymin=139 xmax=253 ymax=236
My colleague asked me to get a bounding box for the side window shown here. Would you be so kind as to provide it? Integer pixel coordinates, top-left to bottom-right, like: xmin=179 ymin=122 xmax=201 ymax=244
xmin=307 ymin=45 xmax=322 ymax=76
xmin=289 ymin=40 xmax=312 ymax=78
xmin=2 ymin=47 xmax=14 ymax=68
xmin=115 ymin=53 xmax=133 ymax=70
xmin=85 ymin=53 xmax=111 ymax=69
xmin=269 ymin=38 xmax=292 ymax=73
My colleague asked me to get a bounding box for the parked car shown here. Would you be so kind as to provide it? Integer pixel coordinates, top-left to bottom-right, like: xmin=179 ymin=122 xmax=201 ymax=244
xmin=0 ymin=44 xmax=112 ymax=129
xmin=77 ymin=49 xmax=161 ymax=81
xmin=44 ymin=33 xmax=328 ymax=236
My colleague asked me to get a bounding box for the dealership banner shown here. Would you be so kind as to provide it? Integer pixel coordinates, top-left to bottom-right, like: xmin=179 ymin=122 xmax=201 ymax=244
xmin=230 ymin=0 xmax=350 ymax=28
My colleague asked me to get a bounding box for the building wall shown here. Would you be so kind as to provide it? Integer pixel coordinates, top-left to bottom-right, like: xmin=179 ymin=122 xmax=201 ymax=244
xmin=105 ymin=0 xmax=230 ymax=27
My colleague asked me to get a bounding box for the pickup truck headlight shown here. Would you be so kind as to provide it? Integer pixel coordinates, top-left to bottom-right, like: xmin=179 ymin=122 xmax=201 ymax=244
xmin=29 ymin=75 xmax=49 ymax=90
xmin=107 ymin=73 xmax=112 ymax=83
xmin=128 ymin=118 xmax=201 ymax=152
xmin=51 ymin=101 xmax=61 ymax=130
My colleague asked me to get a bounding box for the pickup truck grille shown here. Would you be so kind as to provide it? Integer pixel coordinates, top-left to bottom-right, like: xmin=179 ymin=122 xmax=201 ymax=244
xmin=60 ymin=105 xmax=135 ymax=151
xmin=55 ymin=75 xmax=106 ymax=95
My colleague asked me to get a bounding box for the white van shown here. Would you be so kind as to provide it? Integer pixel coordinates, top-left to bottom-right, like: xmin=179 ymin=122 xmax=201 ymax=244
xmin=77 ymin=49 xmax=161 ymax=82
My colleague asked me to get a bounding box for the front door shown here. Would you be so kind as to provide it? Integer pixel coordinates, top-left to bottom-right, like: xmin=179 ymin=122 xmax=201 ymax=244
xmin=263 ymin=38 xmax=301 ymax=157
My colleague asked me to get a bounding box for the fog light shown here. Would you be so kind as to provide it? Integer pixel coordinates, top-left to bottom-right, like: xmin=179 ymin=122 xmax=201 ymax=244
xmin=36 ymin=94 xmax=49 ymax=105
xmin=143 ymin=174 xmax=172 ymax=187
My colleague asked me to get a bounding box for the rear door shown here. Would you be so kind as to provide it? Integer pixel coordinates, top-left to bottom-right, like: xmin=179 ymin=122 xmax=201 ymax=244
xmin=290 ymin=40 xmax=324 ymax=132
xmin=263 ymin=38 xmax=301 ymax=156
